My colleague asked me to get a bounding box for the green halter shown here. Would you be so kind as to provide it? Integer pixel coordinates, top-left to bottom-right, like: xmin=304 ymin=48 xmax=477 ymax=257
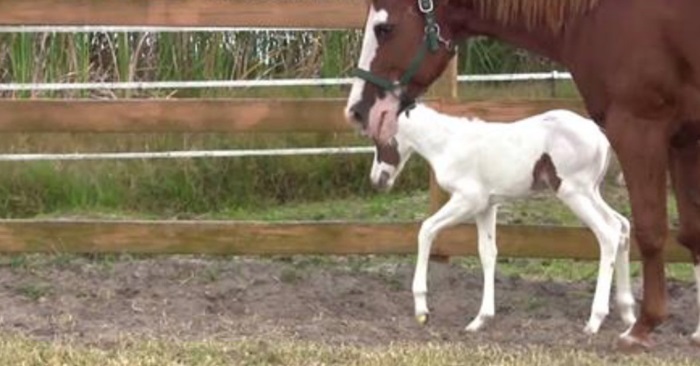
xmin=351 ymin=0 xmax=450 ymax=92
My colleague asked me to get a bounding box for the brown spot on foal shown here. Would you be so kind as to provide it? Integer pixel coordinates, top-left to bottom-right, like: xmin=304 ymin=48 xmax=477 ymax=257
xmin=531 ymin=153 xmax=562 ymax=191
xmin=376 ymin=140 xmax=400 ymax=166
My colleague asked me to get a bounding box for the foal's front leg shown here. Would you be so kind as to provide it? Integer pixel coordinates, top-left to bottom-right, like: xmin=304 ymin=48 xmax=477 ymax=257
xmin=413 ymin=193 xmax=474 ymax=324
xmin=465 ymin=204 xmax=498 ymax=332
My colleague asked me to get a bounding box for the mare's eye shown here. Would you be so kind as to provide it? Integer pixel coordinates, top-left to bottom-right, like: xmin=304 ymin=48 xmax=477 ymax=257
xmin=374 ymin=23 xmax=394 ymax=39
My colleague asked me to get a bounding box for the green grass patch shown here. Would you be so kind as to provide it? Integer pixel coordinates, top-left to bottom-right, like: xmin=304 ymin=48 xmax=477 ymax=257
xmin=0 ymin=336 xmax=693 ymax=366
xmin=458 ymin=257 xmax=695 ymax=283
xmin=15 ymin=281 xmax=52 ymax=301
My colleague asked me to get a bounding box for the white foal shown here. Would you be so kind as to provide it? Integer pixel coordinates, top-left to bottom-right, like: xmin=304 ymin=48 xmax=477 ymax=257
xmin=370 ymin=104 xmax=636 ymax=335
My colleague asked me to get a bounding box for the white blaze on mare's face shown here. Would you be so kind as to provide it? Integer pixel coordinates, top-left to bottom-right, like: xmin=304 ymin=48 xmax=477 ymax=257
xmin=345 ymin=5 xmax=387 ymax=120
xmin=345 ymin=6 xmax=399 ymax=144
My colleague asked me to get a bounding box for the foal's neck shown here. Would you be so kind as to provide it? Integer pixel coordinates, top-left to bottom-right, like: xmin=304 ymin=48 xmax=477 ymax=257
xmin=399 ymin=106 xmax=483 ymax=161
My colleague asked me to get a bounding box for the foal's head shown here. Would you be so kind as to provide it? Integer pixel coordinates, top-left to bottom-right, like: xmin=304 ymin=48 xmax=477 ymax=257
xmin=345 ymin=0 xmax=458 ymax=145
xmin=370 ymin=136 xmax=413 ymax=191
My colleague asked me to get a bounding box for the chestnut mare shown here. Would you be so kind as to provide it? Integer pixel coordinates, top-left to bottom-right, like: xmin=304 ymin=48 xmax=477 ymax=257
xmin=344 ymin=0 xmax=700 ymax=350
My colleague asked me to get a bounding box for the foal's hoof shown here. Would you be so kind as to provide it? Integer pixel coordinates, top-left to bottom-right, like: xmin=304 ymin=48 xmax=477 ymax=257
xmin=416 ymin=313 xmax=430 ymax=326
xmin=583 ymin=323 xmax=600 ymax=335
xmin=617 ymin=332 xmax=654 ymax=352
xmin=691 ymin=333 xmax=700 ymax=347
xmin=465 ymin=314 xmax=493 ymax=332
xmin=622 ymin=313 xmax=637 ymax=327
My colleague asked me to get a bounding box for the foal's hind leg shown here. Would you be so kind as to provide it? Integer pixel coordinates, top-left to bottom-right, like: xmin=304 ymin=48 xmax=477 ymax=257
xmin=668 ymin=142 xmax=700 ymax=346
xmin=413 ymin=193 xmax=479 ymax=324
xmin=558 ymin=184 xmax=621 ymax=334
xmin=592 ymin=193 xmax=637 ymax=327
xmin=465 ymin=204 xmax=498 ymax=332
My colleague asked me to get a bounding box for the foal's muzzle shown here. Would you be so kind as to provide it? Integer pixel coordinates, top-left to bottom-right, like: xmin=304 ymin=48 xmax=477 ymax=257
xmin=372 ymin=171 xmax=391 ymax=191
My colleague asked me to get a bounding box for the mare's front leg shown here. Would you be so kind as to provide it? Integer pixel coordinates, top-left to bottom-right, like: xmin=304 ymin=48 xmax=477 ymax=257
xmin=413 ymin=193 xmax=477 ymax=324
xmin=605 ymin=108 xmax=671 ymax=349
xmin=465 ymin=204 xmax=498 ymax=332
xmin=668 ymin=140 xmax=700 ymax=346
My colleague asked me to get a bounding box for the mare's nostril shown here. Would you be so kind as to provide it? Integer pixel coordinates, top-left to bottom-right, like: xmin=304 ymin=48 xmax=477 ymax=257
xmin=346 ymin=104 xmax=366 ymax=126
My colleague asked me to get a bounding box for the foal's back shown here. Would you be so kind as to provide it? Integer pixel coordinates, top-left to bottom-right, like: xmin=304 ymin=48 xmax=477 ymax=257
xmin=422 ymin=108 xmax=610 ymax=198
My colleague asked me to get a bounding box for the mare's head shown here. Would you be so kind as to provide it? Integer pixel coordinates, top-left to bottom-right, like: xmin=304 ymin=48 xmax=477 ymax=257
xmin=345 ymin=0 xmax=458 ymax=145
xmin=370 ymin=134 xmax=413 ymax=191
xmin=345 ymin=0 xmax=600 ymax=145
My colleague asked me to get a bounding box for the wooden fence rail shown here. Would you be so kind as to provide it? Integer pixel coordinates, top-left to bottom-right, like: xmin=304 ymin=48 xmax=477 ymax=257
xmin=0 ymin=0 xmax=367 ymax=29
xmin=0 ymin=99 xmax=586 ymax=133
xmin=0 ymin=220 xmax=689 ymax=262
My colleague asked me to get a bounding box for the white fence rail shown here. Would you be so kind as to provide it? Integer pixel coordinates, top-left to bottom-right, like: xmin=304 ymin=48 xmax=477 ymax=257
xmin=0 ymin=147 xmax=374 ymax=162
xmin=0 ymin=25 xmax=336 ymax=33
xmin=0 ymin=72 xmax=572 ymax=92
xmin=0 ymin=147 xmax=377 ymax=162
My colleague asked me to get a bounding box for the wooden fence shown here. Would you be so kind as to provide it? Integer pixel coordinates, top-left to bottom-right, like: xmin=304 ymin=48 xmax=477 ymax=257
xmin=0 ymin=0 xmax=690 ymax=262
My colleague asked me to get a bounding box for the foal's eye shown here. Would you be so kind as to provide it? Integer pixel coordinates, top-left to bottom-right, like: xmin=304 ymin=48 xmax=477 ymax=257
xmin=374 ymin=23 xmax=394 ymax=39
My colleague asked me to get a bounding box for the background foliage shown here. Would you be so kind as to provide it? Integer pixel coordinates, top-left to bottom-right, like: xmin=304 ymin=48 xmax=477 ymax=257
xmin=0 ymin=31 xmax=573 ymax=218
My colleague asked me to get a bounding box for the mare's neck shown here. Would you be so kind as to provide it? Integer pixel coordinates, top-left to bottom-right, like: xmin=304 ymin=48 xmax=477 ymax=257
xmin=446 ymin=2 xmax=577 ymax=63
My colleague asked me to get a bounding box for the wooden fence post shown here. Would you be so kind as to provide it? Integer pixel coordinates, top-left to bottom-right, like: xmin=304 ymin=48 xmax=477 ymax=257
xmin=426 ymin=53 xmax=459 ymax=263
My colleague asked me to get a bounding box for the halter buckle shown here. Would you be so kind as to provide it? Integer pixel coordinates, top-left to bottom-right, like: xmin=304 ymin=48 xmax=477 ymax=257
xmin=418 ymin=0 xmax=434 ymax=14
xmin=425 ymin=23 xmax=439 ymax=36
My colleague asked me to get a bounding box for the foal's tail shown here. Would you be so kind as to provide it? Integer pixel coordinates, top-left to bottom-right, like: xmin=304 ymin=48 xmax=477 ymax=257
xmin=592 ymin=134 xmax=631 ymax=241
xmin=595 ymin=136 xmax=613 ymax=192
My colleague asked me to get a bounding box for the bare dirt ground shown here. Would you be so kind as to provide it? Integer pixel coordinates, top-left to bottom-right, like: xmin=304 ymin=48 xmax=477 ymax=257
xmin=0 ymin=255 xmax=697 ymax=359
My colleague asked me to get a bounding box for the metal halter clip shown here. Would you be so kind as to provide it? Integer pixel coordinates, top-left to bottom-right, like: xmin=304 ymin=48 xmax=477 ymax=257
xmin=418 ymin=0 xmax=434 ymax=14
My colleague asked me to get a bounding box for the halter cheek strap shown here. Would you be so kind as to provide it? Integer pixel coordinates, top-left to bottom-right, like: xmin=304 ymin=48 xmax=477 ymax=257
xmin=351 ymin=0 xmax=452 ymax=93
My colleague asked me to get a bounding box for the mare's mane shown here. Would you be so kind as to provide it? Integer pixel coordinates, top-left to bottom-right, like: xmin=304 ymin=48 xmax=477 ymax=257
xmin=473 ymin=0 xmax=601 ymax=31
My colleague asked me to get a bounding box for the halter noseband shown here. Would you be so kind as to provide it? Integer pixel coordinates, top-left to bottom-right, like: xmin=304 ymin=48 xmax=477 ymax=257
xmin=351 ymin=0 xmax=453 ymax=94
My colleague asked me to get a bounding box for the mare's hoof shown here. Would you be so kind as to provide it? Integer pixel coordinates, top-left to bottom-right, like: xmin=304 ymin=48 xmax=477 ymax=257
xmin=416 ymin=313 xmax=430 ymax=326
xmin=617 ymin=332 xmax=654 ymax=353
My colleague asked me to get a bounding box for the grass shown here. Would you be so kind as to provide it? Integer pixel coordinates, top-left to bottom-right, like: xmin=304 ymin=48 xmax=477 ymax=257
xmin=15 ymin=282 xmax=52 ymax=301
xmin=18 ymin=168 xmax=694 ymax=285
xmin=0 ymin=336 xmax=695 ymax=366
xmin=0 ymin=181 xmax=692 ymax=364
